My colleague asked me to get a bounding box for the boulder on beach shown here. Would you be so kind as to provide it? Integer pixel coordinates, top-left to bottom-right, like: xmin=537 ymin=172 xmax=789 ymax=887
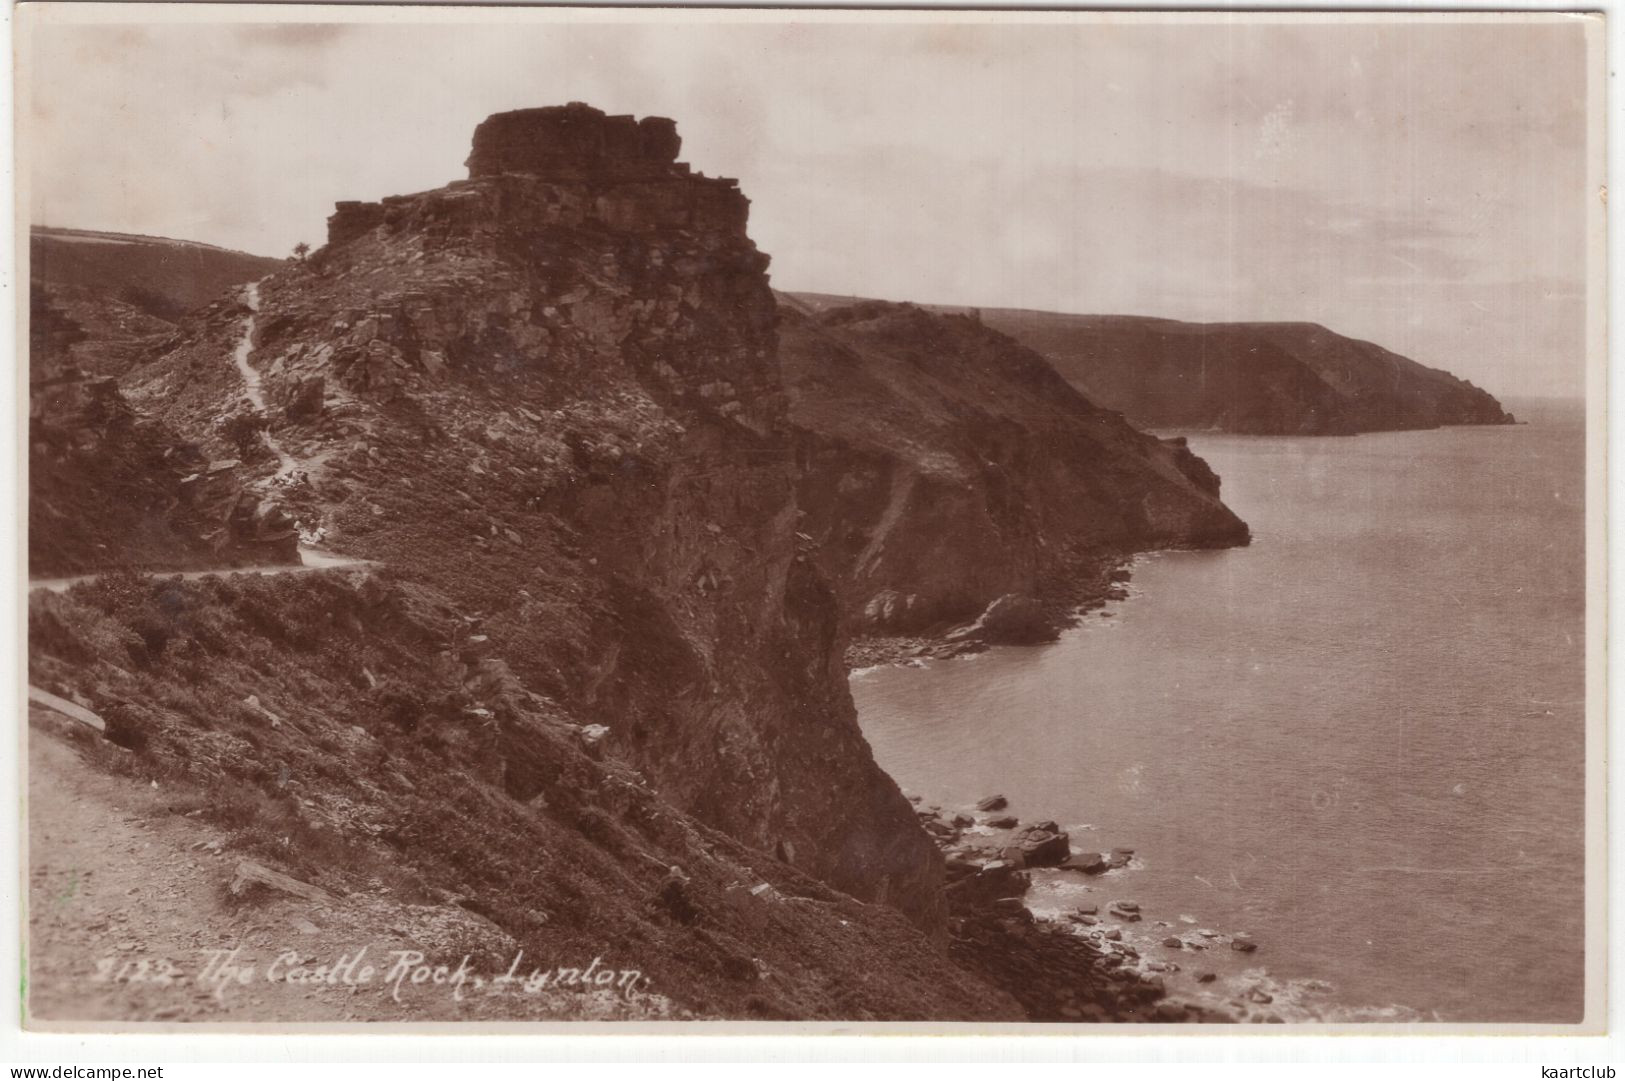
xmin=1231 ymin=933 xmax=1258 ymax=953
xmin=976 ymin=794 xmax=1008 ymax=812
xmin=1003 ymin=826 xmax=1070 ymax=867
xmin=1108 ymin=900 xmax=1142 ymax=922
xmin=1162 ymin=936 xmax=1184 ymax=949
xmin=1062 ymin=851 xmax=1108 ymax=874
xmin=985 ymin=814 xmax=1019 ymax=829
xmin=943 ymin=858 xmax=1030 ymax=912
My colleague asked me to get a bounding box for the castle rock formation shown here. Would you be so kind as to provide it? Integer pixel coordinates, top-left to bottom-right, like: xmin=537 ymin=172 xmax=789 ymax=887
xmin=466 ymin=102 xmax=684 ymax=178
xmin=329 ymin=103 xmax=746 ymax=248
xmin=137 ymin=105 xmax=946 ymax=932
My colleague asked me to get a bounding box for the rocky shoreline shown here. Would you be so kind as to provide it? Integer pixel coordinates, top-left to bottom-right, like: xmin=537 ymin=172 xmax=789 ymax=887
xmin=845 ymin=546 xmax=1359 ymax=1024
xmin=845 ymin=548 xmax=1135 ymax=670
xmin=852 ymin=579 xmax=1317 ymax=1024
xmin=912 ymin=794 xmax=1291 ymax=1024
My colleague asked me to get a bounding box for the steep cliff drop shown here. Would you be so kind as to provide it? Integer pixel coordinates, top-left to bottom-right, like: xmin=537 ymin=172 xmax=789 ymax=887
xmin=30 ymin=105 xmax=1258 ymax=1023
xmin=123 ymin=102 xmax=945 ymax=933
xmin=781 ymin=299 xmax=1250 ymax=649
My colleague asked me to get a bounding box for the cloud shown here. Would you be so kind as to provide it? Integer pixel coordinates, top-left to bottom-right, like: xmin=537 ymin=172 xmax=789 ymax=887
xmin=232 ymin=24 xmax=353 ymax=50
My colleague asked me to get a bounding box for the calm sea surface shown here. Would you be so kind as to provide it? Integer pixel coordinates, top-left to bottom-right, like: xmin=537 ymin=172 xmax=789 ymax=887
xmin=851 ymin=400 xmax=1587 ymax=1022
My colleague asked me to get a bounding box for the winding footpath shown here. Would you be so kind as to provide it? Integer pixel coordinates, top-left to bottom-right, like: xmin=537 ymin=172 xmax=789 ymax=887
xmin=233 ymin=282 xmax=300 ymax=479
xmin=31 ymin=280 xmax=371 ymax=596
xmin=28 ymin=281 xmax=375 ymax=710
xmin=27 ymin=546 xmax=374 ymax=735
xmin=27 ymin=546 xmax=373 ymax=595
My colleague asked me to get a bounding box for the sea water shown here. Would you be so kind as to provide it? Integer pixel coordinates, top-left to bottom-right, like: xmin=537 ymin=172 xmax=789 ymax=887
xmin=851 ymin=399 xmax=1586 ymax=1022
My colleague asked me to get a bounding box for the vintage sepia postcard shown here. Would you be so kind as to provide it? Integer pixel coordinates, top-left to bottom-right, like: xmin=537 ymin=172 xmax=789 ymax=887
xmin=11 ymin=3 xmax=1607 ymax=1038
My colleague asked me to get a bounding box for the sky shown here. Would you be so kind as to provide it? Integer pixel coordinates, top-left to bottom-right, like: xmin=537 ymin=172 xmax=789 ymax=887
xmin=22 ymin=11 xmax=1596 ymax=398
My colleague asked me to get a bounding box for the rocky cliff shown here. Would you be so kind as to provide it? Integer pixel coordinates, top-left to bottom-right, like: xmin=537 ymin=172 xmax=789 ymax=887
xmin=32 ymin=105 xmax=1261 ymax=1022
xmin=780 ymin=298 xmax=1249 ymax=643
xmin=127 ymin=103 xmax=945 ymax=933
xmin=970 ymin=309 xmax=1516 ymax=435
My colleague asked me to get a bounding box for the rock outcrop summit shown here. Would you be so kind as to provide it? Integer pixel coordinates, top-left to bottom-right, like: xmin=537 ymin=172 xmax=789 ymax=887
xmin=465 ymin=102 xmax=684 ymax=179
xmin=329 ymin=103 xmax=748 ymax=248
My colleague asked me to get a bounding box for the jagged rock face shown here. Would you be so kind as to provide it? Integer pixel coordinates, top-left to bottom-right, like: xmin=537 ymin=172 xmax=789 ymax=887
xmin=135 ymin=108 xmax=946 ymax=932
xmin=974 ymin=310 xmax=1516 ymax=435
xmin=781 ymin=301 xmax=1251 ymax=635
